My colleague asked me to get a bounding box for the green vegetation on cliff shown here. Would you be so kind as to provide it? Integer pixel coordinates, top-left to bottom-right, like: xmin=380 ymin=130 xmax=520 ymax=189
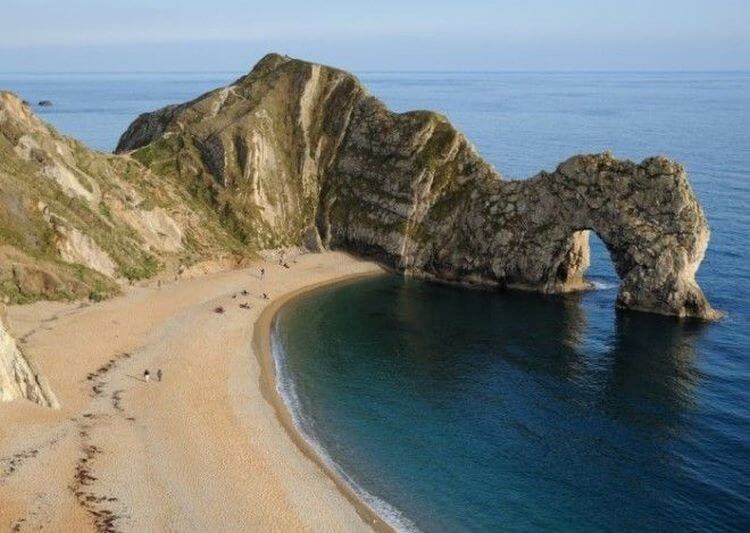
xmin=0 ymin=91 xmax=249 ymax=304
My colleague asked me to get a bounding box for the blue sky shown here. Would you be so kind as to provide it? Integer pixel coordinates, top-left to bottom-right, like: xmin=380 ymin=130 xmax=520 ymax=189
xmin=1 ymin=0 xmax=748 ymax=71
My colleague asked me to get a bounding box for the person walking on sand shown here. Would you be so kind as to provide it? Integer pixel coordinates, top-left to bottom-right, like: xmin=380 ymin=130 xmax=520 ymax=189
xmin=157 ymin=369 xmax=163 ymax=382
xmin=144 ymin=369 xmax=151 ymax=383
xmin=260 ymin=267 xmax=265 ymax=280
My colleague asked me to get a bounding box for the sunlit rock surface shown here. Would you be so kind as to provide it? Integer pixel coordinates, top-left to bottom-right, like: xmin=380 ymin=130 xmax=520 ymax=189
xmin=117 ymin=54 xmax=718 ymax=320
xmin=0 ymin=309 xmax=57 ymax=406
xmin=0 ymin=91 xmax=249 ymax=305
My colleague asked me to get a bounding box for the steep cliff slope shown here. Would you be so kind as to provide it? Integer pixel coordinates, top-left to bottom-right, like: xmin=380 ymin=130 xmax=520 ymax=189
xmin=118 ymin=54 xmax=718 ymax=320
xmin=0 ymin=308 xmax=57 ymax=406
xmin=0 ymin=91 xmax=247 ymax=305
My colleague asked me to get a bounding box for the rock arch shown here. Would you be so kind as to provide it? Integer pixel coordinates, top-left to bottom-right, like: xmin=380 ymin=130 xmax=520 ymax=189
xmin=530 ymin=154 xmax=717 ymax=319
xmin=115 ymin=54 xmax=719 ymax=320
xmin=418 ymin=153 xmax=719 ymax=320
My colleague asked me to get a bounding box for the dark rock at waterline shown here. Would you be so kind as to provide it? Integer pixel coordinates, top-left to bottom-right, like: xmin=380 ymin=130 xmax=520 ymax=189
xmin=37 ymin=100 xmax=53 ymax=107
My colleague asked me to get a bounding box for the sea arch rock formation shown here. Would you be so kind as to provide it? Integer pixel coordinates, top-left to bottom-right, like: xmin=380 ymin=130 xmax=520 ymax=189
xmin=117 ymin=53 xmax=719 ymax=320
xmin=498 ymin=154 xmax=717 ymax=319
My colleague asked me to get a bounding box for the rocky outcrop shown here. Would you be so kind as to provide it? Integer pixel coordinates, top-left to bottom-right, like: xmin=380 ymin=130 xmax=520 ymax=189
xmin=0 ymin=90 xmax=250 ymax=304
xmin=1 ymin=89 xmax=265 ymax=406
xmin=0 ymin=309 xmax=57 ymax=406
xmin=117 ymin=54 xmax=718 ymax=320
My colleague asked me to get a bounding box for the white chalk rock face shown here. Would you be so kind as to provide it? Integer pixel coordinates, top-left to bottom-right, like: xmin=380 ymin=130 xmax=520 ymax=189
xmin=54 ymin=224 xmax=118 ymax=278
xmin=0 ymin=311 xmax=58 ymax=407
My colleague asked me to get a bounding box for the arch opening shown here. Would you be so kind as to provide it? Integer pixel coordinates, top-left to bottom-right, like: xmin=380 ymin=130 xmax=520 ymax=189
xmin=584 ymin=231 xmax=618 ymax=291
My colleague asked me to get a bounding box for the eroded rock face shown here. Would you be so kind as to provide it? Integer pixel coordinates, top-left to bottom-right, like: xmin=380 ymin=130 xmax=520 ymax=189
xmin=0 ymin=90 xmax=251 ymax=304
xmin=118 ymin=53 xmax=719 ymax=320
xmin=0 ymin=309 xmax=58 ymax=406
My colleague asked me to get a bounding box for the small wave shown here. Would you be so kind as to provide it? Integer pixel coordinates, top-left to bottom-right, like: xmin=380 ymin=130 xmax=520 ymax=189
xmin=590 ymin=279 xmax=617 ymax=290
xmin=271 ymin=323 xmax=420 ymax=533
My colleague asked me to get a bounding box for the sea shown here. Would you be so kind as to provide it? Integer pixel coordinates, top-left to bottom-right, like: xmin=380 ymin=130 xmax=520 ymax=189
xmin=2 ymin=70 xmax=748 ymax=531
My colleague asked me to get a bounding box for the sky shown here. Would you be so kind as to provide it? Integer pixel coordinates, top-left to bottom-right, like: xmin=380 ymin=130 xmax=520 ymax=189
xmin=0 ymin=0 xmax=748 ymax=71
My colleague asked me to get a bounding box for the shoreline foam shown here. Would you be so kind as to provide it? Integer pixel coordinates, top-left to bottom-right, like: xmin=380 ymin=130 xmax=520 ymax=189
xmin=267 ymin=288 xmax=419 ymax=532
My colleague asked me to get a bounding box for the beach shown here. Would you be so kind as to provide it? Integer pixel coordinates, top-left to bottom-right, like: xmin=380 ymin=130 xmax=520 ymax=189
xmin=1 ymin=67 xmax=747 ymax=532
xmin=0 ymin=251 xmax=385 ymax=532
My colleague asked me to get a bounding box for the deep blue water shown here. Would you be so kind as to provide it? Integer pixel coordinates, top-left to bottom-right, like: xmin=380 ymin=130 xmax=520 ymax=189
xmin=275 ymin=275 xmax=748 ymax=531
xmin=2 ymin=71 xmax=749 ymax=531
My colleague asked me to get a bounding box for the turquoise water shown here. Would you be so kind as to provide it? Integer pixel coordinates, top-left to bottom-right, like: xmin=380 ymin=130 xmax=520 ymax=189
xmin=2 ymin=70 xmax=749 ymax=531
xmin=275 ymin=275 xmax=749 ymax=531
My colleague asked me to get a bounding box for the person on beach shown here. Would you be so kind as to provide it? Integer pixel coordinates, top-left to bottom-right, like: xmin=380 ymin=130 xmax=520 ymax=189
xmin=144 ymin=369 xmax=150 ymax=383
xmin=263 ymin=293 xmax=269 ymax=300
xmin=260 ymin=267 xmax=265 ymax=279
xmin=157 ymin=369 xmax=163 ymax=382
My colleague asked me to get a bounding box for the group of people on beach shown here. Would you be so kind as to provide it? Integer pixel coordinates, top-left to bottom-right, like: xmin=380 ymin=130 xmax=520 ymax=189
xmin=259 ymin=250 xmax=296 ymax=297
xmin=143 ymin=253 xmax=301 ymax=383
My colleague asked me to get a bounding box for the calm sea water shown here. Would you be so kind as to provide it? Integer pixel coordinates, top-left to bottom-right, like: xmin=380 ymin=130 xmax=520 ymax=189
xmin=2 ymin=70 xmax=749 ymax=531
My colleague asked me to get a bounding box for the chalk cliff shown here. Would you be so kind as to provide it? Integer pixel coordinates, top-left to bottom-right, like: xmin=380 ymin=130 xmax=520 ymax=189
xmin=0 ymin=54 xmax=722 ymax=402
xmin=0 ymin=308 xmax=57 ymax=406
xmin=118 ymin=54 xmax=719 ymax=320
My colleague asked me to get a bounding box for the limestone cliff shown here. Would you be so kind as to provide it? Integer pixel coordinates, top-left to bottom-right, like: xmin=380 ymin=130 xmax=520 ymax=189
xmin=0 ymin=90 xmax=264 ymax=404
xmin=0 ymin=308 xmax=57 ymax=406
xmin=0 ymin=91 xmax=248 ymax=305
xmin=118 ymin=54 xmax=718 ymax=320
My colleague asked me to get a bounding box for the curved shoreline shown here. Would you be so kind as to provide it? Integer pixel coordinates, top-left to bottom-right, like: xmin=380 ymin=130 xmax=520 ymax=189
xmin=253 ymin=270 xmax=398 ymax=533
xmin=1 ymin=252 xmax=386 ymax=531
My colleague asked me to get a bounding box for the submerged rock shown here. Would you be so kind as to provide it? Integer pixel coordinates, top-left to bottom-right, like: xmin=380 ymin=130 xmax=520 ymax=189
xmin=117 ymin=53 xmax=719 ymax=320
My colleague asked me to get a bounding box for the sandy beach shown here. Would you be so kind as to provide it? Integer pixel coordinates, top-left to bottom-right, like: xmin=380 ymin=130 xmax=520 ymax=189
xmin=0 ymin=251 xmax=387 ymax=532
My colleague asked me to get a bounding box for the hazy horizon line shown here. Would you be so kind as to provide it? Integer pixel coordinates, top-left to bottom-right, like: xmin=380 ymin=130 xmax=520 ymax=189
xmin=2 ymin=69 xmax=749 ymax=75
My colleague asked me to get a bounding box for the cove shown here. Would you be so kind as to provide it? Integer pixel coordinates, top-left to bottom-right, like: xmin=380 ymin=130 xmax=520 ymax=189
xmin=273 ymin=273 xmax=749 ymax=531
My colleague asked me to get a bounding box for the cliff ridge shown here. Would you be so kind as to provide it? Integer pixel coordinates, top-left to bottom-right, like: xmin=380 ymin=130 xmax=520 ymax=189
xmin=118 ymin=53 xmax=719 ymax=320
